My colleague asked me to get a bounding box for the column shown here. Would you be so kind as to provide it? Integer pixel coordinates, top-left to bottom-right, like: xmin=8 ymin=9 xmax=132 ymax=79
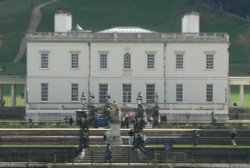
xmin=0 ymin=84 xmax=3 ymax=108
xmin=239 ymin=85 xmax=244 ymax=107
xmin=11 ymin=84 xmax=16 ymax=107
xmin=0 ymin=84 xmax=3 ymax=100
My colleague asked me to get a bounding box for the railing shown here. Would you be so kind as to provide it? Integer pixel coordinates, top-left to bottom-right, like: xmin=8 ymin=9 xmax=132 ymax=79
xmin=26 ymin=102 xmax=226 ymax=110
xmin=0 ymin=149 xmax=79 ymax=163
xmin=27 ymin=32 xmax=229 ymax=42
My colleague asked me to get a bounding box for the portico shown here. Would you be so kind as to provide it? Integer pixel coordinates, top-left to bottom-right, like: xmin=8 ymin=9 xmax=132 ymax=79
xmin=0 ymin=76 xmax=25 ymax=107
xmin=228 ymin=77 xmax=250 ymax=107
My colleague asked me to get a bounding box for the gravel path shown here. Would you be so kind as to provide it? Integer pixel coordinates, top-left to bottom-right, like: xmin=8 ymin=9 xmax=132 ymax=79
xmin=13 ymin=0 xmax=57 ymax=63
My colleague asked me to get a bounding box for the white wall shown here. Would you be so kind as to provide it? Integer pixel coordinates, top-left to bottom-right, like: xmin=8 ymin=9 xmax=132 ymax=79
xmin=26 ymin=39 xmax=228 ymax=106
xmin=165 ymin=43 xmax=229 ymax=78
xmin=90 ymin=43 xmax=164 ymax=78
xmin=27 ymin=42 xmax=89 ymax=77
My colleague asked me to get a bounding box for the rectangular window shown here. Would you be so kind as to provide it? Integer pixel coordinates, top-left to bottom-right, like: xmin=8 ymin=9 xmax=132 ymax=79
xmin=41 ymin=83 xmax=48 ymax=101
xmin=146 ymin=84 xmax=155 ymax=103
xmin=71 ymin=53 xmax=79 ymax=69
xmin=41 ymin=53 xmax=48 ymax=69
xmin=124 ymin=53 xmax=131 ymax=69
xmin=100 ymin=54 xmax=107 ymax=69
xmin=206 ymin=84 xmax=213 ymax=102
xmin=99 ymin=84 xmax=108 ymax=103
xmin=147 ymin=54 xmax=155 ymax=69
xmin=71 ymin=83 xmax=79 ymax=101
xmin=176 ymin=54 xmax=183 ymax=69
xmin=123 ymin=84 xmax=132 ymax=103
xmin=176 ymin=84 xmax=183 ymax=102
xmin=206 ymin=54 xmax=214 ymax=69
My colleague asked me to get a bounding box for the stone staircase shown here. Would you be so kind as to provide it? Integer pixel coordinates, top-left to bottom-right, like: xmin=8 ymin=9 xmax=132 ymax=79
xmin=74 ymin=146 xmax=144 ymax=163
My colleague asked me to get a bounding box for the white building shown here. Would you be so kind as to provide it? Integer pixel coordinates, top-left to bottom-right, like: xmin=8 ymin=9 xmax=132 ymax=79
xmin=26 ymin=11 xmax=229 ymax=122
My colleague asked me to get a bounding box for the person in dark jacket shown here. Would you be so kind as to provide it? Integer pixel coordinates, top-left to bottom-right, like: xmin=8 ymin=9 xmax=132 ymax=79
xmin=193 ymin=130 xmax=200 ymax=147
xmin=231 ymin=128 xmax=237 ymax=147
xmin=104 ymin=143 xmax=112 ymax=163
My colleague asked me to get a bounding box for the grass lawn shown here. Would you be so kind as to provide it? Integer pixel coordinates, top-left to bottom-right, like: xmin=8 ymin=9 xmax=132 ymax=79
xmin=0 ymin=144 xmax=78 ymax=148
xmin=146 ymin=144 xmax=250 ymax=149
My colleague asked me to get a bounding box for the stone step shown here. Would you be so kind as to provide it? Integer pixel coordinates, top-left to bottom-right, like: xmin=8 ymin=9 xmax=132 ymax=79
xmin=75 ymin=146 xmax=143 ymax=163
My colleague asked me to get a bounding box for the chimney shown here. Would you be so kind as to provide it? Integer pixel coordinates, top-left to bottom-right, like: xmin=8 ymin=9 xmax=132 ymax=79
xmin=182 ymin=11 xmax=200 ymax=33
xmin=54 ymin=10 xmax=72 ymax=32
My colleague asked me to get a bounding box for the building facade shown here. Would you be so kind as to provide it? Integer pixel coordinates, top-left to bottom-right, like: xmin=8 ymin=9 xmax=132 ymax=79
xmin=26 ymin=11 xmax=229 ymax=121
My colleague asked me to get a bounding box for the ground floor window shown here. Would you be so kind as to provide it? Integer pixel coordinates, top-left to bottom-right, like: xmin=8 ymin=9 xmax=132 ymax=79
xmin=206 ymin=84 xmax=213 ymax=102
xmin=99 ymin=84 xmax=108 ymax=103
xmin=176 ymin=84 xmax=183 ymax=102
xmin=146 ymin=84 xmax=155 ymax=103
xmin=123 ymin=84 xmax=132 ymax=103
xmin=71 ymin=83 xmax=79 ymax=101
xmin=41 ymin=83 xmax=48 ymax=101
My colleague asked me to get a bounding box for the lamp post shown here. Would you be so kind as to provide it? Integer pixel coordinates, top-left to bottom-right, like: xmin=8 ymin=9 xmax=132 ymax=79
xmin=77 ymin=92 xmax=89 ymax=149
xmin=153 ymin=93 xmax=159 ymax=127
xmin=88 ymin=93 xmax=95 ymax=125
xmin=134 ymin=92 xmax=144 ymax=147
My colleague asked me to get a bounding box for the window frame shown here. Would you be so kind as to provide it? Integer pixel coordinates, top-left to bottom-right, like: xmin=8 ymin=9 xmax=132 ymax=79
xmin=123 ymin=84 xmax=132 ymax=103
xmin=41 ymin=83 xmax=48 ymax=102
xmin=147 ymin=54 xmax=155 ymax=69
xmin=100 ymin=53 xmax=108 ymax=69
xmin=146 ymin=84 xmax=155 ymax=103
xmin=71 ymin=83 xmax=79 ymax=101
xmin=206 ymin=54 xmax=214 ymax=70
xmin=99 ymin=84 xmax=108 ymax=103
xmin=40 ymin=53 xmax=49 ymax=69
xmin=123 ymin=53 xmax=131 ymax=69
xmin=71 ymin=53 xmax=79 ymax=69
xmin=176 ymin=54 xmax=184 ymax=69
xmin=176 ymin=84 xmax=183 ymax=102
xmin=206 ymin=84 xmax=213 ymax=102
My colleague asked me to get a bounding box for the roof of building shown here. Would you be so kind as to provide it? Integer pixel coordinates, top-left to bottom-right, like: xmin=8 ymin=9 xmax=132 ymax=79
xmin=98 ymin=26 xmax=155 ymax=33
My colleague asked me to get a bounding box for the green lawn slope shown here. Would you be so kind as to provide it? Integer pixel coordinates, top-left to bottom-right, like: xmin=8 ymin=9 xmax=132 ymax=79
xmin=1 ymin=0 xmax=250 ymax=76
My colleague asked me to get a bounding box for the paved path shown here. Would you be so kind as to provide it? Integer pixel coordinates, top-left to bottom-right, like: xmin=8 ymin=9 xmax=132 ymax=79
xmin=13 ymin=0 xmax=57 ymax=63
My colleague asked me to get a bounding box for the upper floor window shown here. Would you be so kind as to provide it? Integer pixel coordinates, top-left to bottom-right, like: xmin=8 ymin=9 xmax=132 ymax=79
xmin=123 ymin=84 xmax=132 ymax=103
xmin=71 ymin=83 xmax=79 ymax=101
xmin=124 ymin=53 xmax=131 ymax=69
xmin=40 ymin=53 xmax=48 ymax=69
xmin=206 ymin=84 xmax=213 ymax=102
xmin=100 ymin=54 xmax=107 ymax=69
xmin=41 ymin=83 xmax=48 ymax=101
xmin=147 ymin=54 xmax=155 ymax=69
xmin=146 ymin=84 xmax=155 ymax=103
xmin=99 ymin=84 xmax=108 ymax=103
xmin=206 ymin=54 xmax=214 ymax=69
xmin=176 ymin=54 xmax=183 ymax=69
xmin=71 ymin=53 xmax=79 ymax=69
xmin=176 ymin=84 xmax=183 ymax=102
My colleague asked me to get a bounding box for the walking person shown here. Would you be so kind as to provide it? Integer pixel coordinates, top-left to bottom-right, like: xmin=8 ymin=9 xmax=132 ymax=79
xmin=128 ymin=129 xmax=134 ymax=146
xmin=230 ymin=128 xmax=237 ymax=147
xmin=193 ymin=130 xmax=200 ymax=147
xmin=103 ymin=130 xmax=111 ymax=144
xmin=104 ymin=143 xmax=112 ymax=163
